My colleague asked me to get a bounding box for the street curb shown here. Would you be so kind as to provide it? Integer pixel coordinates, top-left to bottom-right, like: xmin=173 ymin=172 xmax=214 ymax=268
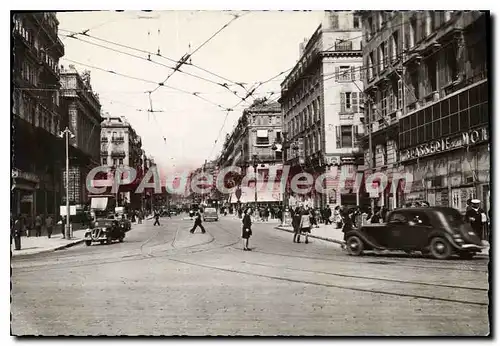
xmin=11 ymin=238 xmax=86 ymax=258
xmin=275 ymin=226 xmax=345 ymax=246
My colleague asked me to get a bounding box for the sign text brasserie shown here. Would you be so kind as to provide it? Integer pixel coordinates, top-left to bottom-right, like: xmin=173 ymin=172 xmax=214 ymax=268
xmin=401 ymin=127 xmax=488 ymax=161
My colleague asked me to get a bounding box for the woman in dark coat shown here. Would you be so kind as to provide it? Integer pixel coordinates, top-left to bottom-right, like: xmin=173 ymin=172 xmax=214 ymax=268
xmin=242 ymin=208 xmax=253 ymax=251
xmin=292 ymin=207 xmax=302 ymax=243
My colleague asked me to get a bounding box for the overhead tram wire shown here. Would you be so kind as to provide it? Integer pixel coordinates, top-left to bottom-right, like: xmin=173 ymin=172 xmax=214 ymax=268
xmin=150 ymin=13 xmax=245 ymax=94
xmin=61 ymin=32 xmax=248 ymax=102
xmin=61 ymin=58 xmax=237 ymax=112
xmin=58 ymin=28 xmax=245 ymax=90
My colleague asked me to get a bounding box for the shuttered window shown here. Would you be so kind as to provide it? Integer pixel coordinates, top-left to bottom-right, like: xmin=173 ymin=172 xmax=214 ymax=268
xmin=336 ymin=126 xmax=341 ymax=148
xmin=352 ymin=92 xmax=359 ymax=113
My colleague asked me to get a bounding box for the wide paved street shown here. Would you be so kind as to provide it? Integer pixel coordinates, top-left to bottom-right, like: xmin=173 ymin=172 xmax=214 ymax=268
xmin=11 ymin=216 xmax=490 ymax=336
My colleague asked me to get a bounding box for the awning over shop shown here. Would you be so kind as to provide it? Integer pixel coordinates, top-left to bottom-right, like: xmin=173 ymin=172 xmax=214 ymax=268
xmin=228 ymin=183 xmax=282 ymax=203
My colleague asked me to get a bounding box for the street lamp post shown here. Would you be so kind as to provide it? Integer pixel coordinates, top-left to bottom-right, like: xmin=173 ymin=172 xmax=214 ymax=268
xmin=59 ymin=127 xmax=75 ymax=240
xmin=252 ymin=154 xmax=258 ymax=207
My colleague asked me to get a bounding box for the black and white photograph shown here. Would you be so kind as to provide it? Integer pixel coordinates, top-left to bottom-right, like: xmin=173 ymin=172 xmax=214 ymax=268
xmin=9 ymin=6 xmax=492 ymax=337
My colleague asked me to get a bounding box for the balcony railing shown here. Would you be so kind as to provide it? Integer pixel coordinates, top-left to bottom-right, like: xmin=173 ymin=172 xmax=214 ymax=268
xmin=112 ymin=137 xmax=125 ymax=143
xmin=111 ymin=150 xmax=126 ymax=158
xmin=101 ymin=137 xmax=108 ymax=142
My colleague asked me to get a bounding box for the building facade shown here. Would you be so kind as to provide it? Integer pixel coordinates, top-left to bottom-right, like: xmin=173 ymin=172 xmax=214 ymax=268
xmin=280 ymin=11 xmax=364 ymax=209
xmin=218 ymin=100 xmax=283 ymax=205
xmin=100 ymin=116 xmax=143 ymax=208
xmin=12 ymin=12 xmax=65 ymax=220
xmin=361 ymin=11 xmax=489 ymax=213
xmin=60 ymin=65 xmax=102 ymax=208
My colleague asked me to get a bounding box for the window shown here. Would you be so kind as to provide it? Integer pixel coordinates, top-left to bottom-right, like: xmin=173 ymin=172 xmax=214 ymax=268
xmin=276 ymin=130 xmax=282 ymax=142
xmin=425 ymin=56 xmax=437 ymax=93
xmin=367 ymin=16 xmax=374 ymax=40
xmin=256 ymin=129 xmax=269 ymax=145
xmin=390 ymin=31 xmax=398 ymax=62
xmin=119 ymin=158 xmax=124 ymax=165
xmin=337 ymin=66 xmax=351 ymax=81
xmin=409 ymin=17 xmax=417 ymax=49
xmin=380 ymin=89 xmax=387 ymax=117
xmin=353 ymin=15 xmax=360 ymax=29
xmin=102 ymin=157 xmax=107 ymax=165
xmin=367 ymin=53 xmax=374 ymax=80
xmin=378 ymin=43 xmax=385 ymax=72
xmin=341 ymin=92 xmax=356 ymax=113
xmin=425 ymin=11 xmax=432 ymax=36
xmin=388 ymin=212 xmax=408 ymax=223
xmin=335 ymin=40 xmax=353 ymax=51
xmin=338 ymin=125 xmax=353 ymax=148
xmin=113 ymin=159 xmax=117 ymax=166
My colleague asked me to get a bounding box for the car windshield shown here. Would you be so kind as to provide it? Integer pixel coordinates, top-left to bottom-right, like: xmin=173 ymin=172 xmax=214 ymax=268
xmin=205 ymin=208 xmax=216 ymax=213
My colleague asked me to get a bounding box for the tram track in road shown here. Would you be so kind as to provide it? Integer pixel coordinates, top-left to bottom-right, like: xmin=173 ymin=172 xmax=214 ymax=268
xmin=249 ymin=248 xmax=489 ymax=273
xmin=240 ymin=261 xmax=489 ymax=292
xmin=12 ymin=219 xmax=241 ymax=274
xmin=159 ymin=256 xmax=489 ymax=307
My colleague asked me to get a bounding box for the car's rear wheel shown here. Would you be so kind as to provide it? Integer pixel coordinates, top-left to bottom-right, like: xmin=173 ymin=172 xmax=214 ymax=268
xmin=99 ymin=240 xmax=105 ymax=245
xmin=106 ymin=238 xmax=112 ymax=245
xmin=119 ymin=236 xmax=124 ymax=243
xmin=85 ymin=240 xmax=92 ymax=246
xmin=430 ymin=237 xmax=452 ymax=260
xmin=346 ymin=236 xmax=364 ymax=256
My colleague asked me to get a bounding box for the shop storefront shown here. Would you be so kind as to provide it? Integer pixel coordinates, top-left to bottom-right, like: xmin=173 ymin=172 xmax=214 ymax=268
xmin=11 ymin=168 xmax=40 ymax=220
xmin=398 ymin=80 xmax=490 ymax=213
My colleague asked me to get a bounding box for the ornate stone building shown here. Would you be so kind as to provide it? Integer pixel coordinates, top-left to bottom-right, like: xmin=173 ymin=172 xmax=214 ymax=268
xmin=12 ymin=12 xmax=65 ymax=219
xmin=360 ymin=11 xmax=489 ymax=212
xmin=280 ymin=11 xmax=364 ymax=209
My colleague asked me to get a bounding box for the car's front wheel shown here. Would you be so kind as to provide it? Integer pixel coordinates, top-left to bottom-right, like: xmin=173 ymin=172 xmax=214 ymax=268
xmin=429 ymin=237 xmax=452 ymax=260
xmin=85 ymin=240 xmax=92 ymax=246
xmin=346 ymin=235 xmax=364 ymax=256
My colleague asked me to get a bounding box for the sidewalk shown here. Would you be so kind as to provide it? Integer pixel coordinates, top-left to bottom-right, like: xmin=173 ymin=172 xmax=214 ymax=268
xmin=275 ymin=224 xmax=345 ymax=245
xmin=11 ymin=229 xmax=88 ymax=257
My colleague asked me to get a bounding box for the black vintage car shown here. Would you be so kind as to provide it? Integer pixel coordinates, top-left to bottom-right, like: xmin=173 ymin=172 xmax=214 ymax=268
xmin=344 ymin=207 xmax=484 ymax=260
xmin=84 ymin=218 xmax=126 ymax=246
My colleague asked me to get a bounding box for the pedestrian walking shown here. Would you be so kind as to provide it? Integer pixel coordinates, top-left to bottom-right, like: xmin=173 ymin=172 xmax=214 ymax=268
xmin=465 ymin=199 xmax=487 ymax=240
xmin=326 ymin=206 xmax=333 ymax=225
xmin=45 ymin=215 xmax=53 ymax=239
xmin=300 ymin=209 xmax=312 ymax=244
xmin=190 ymin=210 xmax=206 ymax=234
xmin=153 ymin=210 xmax=161 ymax=226
xmin=292 ymin=207 xmax=302 ymax=243
xmin=35 ymin=214 xmax=42 ymax=237
xmin=242 ymin=208 xmax=253 ymax=251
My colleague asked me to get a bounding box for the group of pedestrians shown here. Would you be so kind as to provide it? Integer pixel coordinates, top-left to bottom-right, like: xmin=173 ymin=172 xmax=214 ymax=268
xmin=11 ymin=214 xmax=55 ymax=239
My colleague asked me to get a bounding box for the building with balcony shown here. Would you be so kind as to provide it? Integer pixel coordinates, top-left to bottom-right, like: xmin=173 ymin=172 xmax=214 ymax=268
xmin=360 ymin=11 xmax=489 ymax=212
xmin=100 ymin=115 xmax=143 ymax=208
xmin=60 ymin=65 xmax=102 ymax=207
xmin=218 ymin=99 xmax=283 ymax=205
xmin=280 ymin=11 xmax=364 ymax=209
xmin=12 ymin=12 xmax=65 ymax=220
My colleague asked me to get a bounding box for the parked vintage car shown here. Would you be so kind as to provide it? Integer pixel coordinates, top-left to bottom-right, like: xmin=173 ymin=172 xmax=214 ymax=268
xmin=344 ymin=207 xmax=484 ymax=260
xmin=84 ymin=218 xmax=126 ymax=246
xmin=203 ymin=207 xmax=219 ymax=222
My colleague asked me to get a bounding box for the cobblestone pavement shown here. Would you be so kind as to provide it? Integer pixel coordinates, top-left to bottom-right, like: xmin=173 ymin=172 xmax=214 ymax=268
xmin=11 ymin=216 xmax=490 ymax=336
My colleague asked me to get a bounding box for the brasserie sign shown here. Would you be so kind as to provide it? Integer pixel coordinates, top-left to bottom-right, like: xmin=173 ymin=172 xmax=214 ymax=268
xmin=401 ymin=127 xmax=489 ymax=161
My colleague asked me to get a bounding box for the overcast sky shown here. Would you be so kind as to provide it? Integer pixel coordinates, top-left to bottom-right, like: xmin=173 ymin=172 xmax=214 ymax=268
xmin=57 ymin=10 xmax=324 ymax=173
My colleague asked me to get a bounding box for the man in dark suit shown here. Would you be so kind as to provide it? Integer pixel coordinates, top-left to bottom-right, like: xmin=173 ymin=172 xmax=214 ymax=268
xmin=190 ymin=210 xmax=206 ymax=234
xmin=465 ymin=199 xmax=487 ymax=239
